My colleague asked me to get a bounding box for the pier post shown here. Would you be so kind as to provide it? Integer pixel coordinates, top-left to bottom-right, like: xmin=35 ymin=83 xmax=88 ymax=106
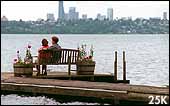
xmin=114 ymin=51 xmax=117 ymax=81
xmin=123 ymin=51 xmax=126 ymax=81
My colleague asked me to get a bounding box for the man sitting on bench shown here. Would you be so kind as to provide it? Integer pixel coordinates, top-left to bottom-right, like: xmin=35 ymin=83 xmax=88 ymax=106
xmin=43 ymin=36 xmax=62 ymax=75
xmin=48 ymin=36 xmax=61 ymax=50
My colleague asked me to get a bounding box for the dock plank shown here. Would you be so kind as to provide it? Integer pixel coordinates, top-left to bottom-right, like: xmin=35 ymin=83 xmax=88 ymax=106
xmin=1 ymin=72 xmax=168 ymax=95
xmin=1 ymin=72 xmax=169 ymax=104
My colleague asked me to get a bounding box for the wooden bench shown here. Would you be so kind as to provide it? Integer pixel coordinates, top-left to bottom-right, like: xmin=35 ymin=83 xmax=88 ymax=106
xmin=33 ymin=49 xmax=80 ymax=75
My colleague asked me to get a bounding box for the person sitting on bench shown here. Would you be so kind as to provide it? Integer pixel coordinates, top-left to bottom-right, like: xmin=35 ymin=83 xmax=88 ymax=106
xmin=36 ymin=38 xmax=49 ymax=75
xmin=47 ymin=36 xmax=62 ymax=64
xmin=48 ymin=36 xmax=61 ymax=50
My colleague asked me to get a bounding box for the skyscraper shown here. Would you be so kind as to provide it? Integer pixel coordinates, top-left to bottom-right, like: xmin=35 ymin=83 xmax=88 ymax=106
xmin=1 ymin=16 xmax=8 ymax=21
xmin=82 ymin=14 xmax=87 ymax=20
xmin=107 ymin=8 xmax=113 ymax=21
xmin=68 ymin=7 xmax=79 ymax=20
xmin=163 ymin=12 xmax=167 ymax=20
xmin=58 ymin=1 xmax=65 ymax=20
xmin=47 ymin=13 xmax=55 ymax=21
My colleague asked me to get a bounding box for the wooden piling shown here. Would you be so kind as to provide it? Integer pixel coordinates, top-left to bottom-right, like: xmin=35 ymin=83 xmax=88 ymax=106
xmin=123 ymin=51 xmax=126 ymax=81
xmin=114 ymin=51 xmax=117 ymax=81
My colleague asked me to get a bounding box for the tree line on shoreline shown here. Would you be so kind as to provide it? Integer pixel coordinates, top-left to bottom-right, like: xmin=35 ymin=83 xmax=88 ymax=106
xmin=1 ymin=18 xmax=169 ymax=34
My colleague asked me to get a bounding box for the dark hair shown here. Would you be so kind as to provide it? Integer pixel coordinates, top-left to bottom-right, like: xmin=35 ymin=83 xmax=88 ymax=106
xmin=52 ymin=36 xmax=59 ymax=44
xmin=42 ymin=38 xmax=48 ymax=46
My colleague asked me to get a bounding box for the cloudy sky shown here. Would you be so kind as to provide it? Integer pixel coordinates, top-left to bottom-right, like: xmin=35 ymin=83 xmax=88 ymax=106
xmin=1 ymin=1 xmax=169 ymax=21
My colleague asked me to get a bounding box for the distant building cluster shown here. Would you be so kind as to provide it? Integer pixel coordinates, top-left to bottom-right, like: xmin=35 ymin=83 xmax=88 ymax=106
xmin=96 ymin=8 xmax=113 ymax=21
xmin=65 ymin=7 xmax=79 ymax=20
xmin=1 ymin=1 xmax=168 ymax=22
xmin=97 ymin=13 xmax=106 ymax=21
xmin=58 ymin=1 xmax=113 ymax=21
xmin=58 ymin=1 xmax=79 ymax=20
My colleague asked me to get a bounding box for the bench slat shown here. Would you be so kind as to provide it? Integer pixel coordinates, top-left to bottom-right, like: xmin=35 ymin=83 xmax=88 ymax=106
xmin=70 ymin=50 xmax=72 ymax=63
xmin=72 ymin=51 xmax=74 ymax=63
xmin=73 ymin=52 xmax=75 ymax=63
xmin=65 ymin=50 xmax=67 ymax=63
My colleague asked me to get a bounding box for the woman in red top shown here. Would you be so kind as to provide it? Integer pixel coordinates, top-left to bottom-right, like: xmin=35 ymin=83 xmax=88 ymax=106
xmin=36 ymin=38 xmax=49 ymax=76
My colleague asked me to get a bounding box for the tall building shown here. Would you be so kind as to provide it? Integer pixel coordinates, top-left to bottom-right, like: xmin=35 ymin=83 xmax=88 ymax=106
xmin=1 ymin=16 xmax=8 ymax=21
xmin=69 ymin=7 xmax=76 ymax=13
xmin=64 ymin=13 xmax=69 ymax=20
xmin=58 ymin=1 xmax=65 ymax=20
xmin=82 ymin=14 xmax=87 ymax=20
xmin=163 ymin=12 xmax=167 ymax=20
xmin=107 ymin=8 xmax=113 ymax=21
xmin=96 ymin=13 xmax=106 ymax=21
xmin=97 ymin=13 xmax=101 ymax=20
xmin=47 ymin=13 xmax=55 ymax=21
xmin=68 ymin=7 xmax=79 ymax=20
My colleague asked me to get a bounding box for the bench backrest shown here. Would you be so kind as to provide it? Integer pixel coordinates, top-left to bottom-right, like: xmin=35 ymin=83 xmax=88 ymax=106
xmin=38 ymin=49 xmax=80 ymax=65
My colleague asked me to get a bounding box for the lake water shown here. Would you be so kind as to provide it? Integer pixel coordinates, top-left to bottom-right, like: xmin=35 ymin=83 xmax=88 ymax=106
xmin=1 ymin=34 xmax=169 ymax=105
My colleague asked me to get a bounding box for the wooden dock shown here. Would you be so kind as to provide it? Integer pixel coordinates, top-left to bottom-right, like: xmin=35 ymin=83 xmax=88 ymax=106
xmin=1 ymin=72 xmax=169 ymax=105
xmin=31 ymin=71 xmax=130 ymax=83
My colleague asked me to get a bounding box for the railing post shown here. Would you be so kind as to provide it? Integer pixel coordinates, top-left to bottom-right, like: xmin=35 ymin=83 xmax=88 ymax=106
xmin=123 ymin=51 xmax=126 ymax=81
xmin=68 ymin=56 xmax=71 ymax=76
xmin=114 ymin=51 xmax=117 ymax=81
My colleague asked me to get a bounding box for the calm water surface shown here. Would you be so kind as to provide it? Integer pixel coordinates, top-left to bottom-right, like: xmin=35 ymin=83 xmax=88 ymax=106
xmin=1 ymin=34 xmax=169 ymax=105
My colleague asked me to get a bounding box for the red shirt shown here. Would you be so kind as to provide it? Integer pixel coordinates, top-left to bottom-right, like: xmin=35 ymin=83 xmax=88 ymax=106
xmin=38 ymin=45 xmax=49 ymax=51
xmin=38 ymin=45 xmax=51 ymax=59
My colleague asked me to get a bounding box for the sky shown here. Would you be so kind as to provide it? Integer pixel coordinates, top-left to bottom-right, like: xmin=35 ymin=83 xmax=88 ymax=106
xmin=1 ymin=1 xmax=169 ymax=21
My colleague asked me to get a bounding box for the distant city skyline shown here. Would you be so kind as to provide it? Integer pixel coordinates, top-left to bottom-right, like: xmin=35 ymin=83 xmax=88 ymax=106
xmin=1 ymin=1 xmax=169 ymax=21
